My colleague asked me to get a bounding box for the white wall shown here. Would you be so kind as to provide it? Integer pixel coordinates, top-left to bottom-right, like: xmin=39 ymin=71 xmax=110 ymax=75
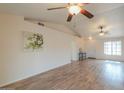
xmin=0 ymin=14 xmax=80 ymax=87
xmin=24 ymin=19 xmax=76 ymax=36
xmin=71 ymin=37 xmax=85 ymax=61
xmin=40 ymin=22 xmax=76 ymax=36
xmin=84 ymin=39 xmax=96 ymax=58
xmin=85 ymin=37 xmax=124 ymax=61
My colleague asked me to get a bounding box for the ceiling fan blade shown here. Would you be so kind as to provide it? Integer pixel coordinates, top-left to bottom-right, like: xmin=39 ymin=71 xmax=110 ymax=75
xmin=67 ymin=14 xmax=73 ymax=22
xmin=80 ymin=9 xmax=94 ymax=19
xmin=104 ymin=31 xmax=109 ymax=34
xmin=47 ymin=7 xmax=66 ymax=10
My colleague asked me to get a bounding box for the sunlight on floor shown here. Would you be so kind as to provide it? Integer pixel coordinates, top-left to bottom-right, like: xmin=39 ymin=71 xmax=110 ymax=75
xmin=104 ymin=61 xmax=123 ymax=84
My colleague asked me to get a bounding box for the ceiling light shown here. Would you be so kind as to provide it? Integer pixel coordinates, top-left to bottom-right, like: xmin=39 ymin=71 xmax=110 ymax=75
xmin=88 ymin=36 xmax=93 ymax=40
xmin=68 ymin=5 xmax=81 ymax=15
xmin=99 ymin=31 xmax=104 ymax=36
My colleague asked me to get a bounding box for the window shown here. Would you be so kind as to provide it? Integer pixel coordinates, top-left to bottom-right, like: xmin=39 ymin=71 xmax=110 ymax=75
xmin=104 ymin=41 xmax=121 ymax=56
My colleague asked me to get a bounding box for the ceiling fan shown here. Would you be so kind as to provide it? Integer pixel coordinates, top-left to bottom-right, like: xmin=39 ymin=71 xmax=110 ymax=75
xmin=98 ymin=26 xmax=109 ymax=36
xmin=47 ymin=3 xmax=94 ymax=22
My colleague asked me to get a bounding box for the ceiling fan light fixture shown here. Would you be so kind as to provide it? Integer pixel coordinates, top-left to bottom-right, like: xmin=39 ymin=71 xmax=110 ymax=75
xmin=88 ymin=36 xmax=93 ymax=40
xmin=99 ymin=31 xmax=104 ymax=36
xmin=68 ymin=5 xmax=81 ymax=15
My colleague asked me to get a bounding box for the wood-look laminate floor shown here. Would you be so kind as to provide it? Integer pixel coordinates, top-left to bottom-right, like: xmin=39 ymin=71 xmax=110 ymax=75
xmin=2 ymin=60 xmax=124 ymax=90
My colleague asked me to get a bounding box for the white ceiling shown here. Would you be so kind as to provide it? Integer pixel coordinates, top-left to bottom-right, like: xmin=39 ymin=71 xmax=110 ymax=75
xmin=0 ymin=3 xmax=124 ymax=38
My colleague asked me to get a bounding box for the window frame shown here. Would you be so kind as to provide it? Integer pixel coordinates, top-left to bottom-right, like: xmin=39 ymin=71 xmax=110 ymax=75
xmin=104 ymin=41 xmax=122 ymax=56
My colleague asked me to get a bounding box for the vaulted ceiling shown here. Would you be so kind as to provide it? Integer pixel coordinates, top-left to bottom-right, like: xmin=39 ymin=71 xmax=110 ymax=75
xmin=0 ymin=3 xmax=124 ymax=38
